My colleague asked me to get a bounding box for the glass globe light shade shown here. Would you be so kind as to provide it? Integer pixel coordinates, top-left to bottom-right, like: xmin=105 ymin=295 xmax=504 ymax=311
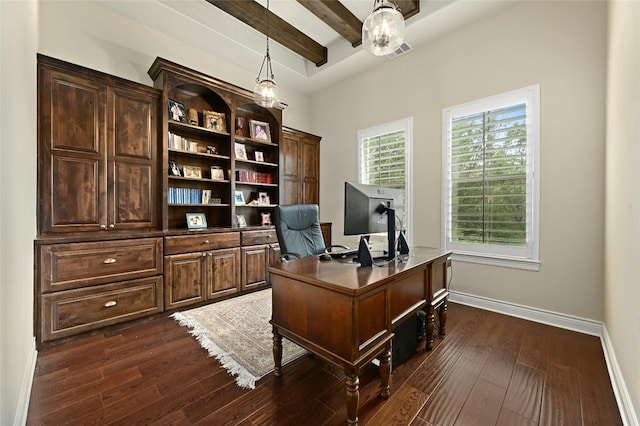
xmin=253 ymin=79 xmax=278 ymax=108
xmin=362 ymin=2 xmax=405 ymax=56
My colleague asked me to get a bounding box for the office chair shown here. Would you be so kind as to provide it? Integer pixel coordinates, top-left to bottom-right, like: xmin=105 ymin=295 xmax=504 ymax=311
xmin=274 ymin=204 xmax=348 ymax=260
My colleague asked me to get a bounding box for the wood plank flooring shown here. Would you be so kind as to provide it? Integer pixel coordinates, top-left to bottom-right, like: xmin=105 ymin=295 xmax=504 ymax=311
xmin=27 ymin=303 xmax=622 ymax=425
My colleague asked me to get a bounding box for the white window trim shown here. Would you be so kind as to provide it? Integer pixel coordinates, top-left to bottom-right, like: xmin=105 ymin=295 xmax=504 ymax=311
xmin=357 ymin=117 xmax=413 ymax=246
xmin=442 ymin=85 xmax=540 ymax=271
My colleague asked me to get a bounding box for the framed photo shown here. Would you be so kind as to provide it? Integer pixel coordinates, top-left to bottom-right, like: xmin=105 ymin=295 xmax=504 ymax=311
xmin=234 ymin=191 xmax=245 ymax=205
xmin=168 ymin=99 xmax=187 ymax=123
xmin=249 ymin=119 xmax=271 ymax=142
xmin=210 ymin=166 xmax=224 ymax=181
xmin=206 ymin=145 xmax=217 ymax=155
xmin=186 ymin=213 xmax=207 ymax=229
xmin=203 ymin=110 xmax=227 ymax=133
xmin=202 ymin=189 xmax=211 ymax=205
xmin=258 ymin=192 xmax=270 ymax=205
xmin=254 ymin=151 xmax=264 ymax=162
xmin=236 ymin=214 xmax=247 ymax=228
xmin=168 ymin=160 xmax=181 ymax=176
xmin=235 ymin=143 xmax=247 ymax=160
xmin=261 ymin=212 xmax=272 ymax=226
xmin=182 ymin=165 xmax=202 ymax=179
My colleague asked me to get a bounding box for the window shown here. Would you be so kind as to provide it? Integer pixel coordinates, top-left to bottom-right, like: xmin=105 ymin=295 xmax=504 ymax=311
xmin=442 ymin=85 xmax=540 ymax=270
xmin=358 ymin=117 xmax=412 ymax=241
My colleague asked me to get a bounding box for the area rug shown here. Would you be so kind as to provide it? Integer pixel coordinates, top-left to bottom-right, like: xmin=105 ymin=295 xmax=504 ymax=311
xmin=171 ymin=288 xmax=306 ymax=389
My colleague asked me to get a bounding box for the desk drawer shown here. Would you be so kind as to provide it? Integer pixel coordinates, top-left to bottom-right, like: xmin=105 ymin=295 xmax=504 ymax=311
xmin=41 ymin=276 xmax=163 ymax=342
xmin=40 ymin=238 xmax=163 ymax=292
xmin=241 ymin=229 xmax=277 ymax=246
xmin=165 ymin=232 xmax=240 ymax=255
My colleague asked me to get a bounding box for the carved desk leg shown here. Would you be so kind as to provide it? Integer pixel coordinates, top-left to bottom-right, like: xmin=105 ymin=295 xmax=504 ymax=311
xmin=439 ymin=300 xmax=448 ymax=336
xmin=379 ymin=345 xmax=391 ymax=399
xmin=272 ymin=326 xmax=283 ymax=377
xmin=426 ymin=305 xmax=436 ymax=351
xmin=345 ymin=373 xmax=360 ymax=426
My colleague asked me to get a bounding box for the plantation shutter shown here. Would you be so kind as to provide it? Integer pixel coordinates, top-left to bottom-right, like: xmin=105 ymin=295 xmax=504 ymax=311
xmin=449 ymin=103 xmax=527 ymax=246
xmin=360 ymin=130 xmax=406 ymax=190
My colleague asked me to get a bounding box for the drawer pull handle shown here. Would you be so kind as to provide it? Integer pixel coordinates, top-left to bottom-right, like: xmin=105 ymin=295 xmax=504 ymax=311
xmin=104 ymin=300 xmax=117 ymax=308
xmin=100 ymin=224 xmax=107 ymax=230
xmin=109 ymin=224 xmax=115 ymax=229
xmin=103 ymin=258 xmax=117 ymax=264
xmin=205 ymin=240 xmax=210 ymax=244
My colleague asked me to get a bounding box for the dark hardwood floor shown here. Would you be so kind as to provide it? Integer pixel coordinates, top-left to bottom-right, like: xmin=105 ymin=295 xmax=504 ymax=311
xmin=27 ymin=302 xmax=622 ymax=425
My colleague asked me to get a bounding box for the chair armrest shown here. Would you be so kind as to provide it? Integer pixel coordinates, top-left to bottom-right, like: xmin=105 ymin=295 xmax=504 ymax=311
xmin=279 ymin=252 xmax=301 ymax=261
xmin=327 ymin=245 xmax=349 ymax=252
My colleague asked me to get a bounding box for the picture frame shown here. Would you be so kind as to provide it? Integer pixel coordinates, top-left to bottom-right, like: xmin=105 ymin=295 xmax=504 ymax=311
xmin=206 ymin=145 xmax=217 ymax=155
xmin=254 ymin=151 xmax=264 ymax=162
xmin=168 ymin=160 xmax=181 ymax=176
xmin=234 ymin=190 xmax=245 ymax=205
xmin=168 ymin=99 xmax=187 ymax=123
xmin=203 ymin=110 xmax=227 ymax=133
xmin=261 ymin=212 xmax=272 ymax=226
xmin=182 ymin=165 xmax=202 ymax=179
xmin=186 ymin=213 xmax=207 ymax=229
xmin=236 ymin=214 xmax=247 ymax=228
xmin=202 ymin=189 xmax=211 ymax=205
xmin=258 ymin=192 xmax=270 ymax=205
xmin=249 ymin=119 xmax=271 ymax=142
xmin=210 ymin=166 xmax=224 ymax=181
xmin=235 ymin=143 xmax=247 ymax=160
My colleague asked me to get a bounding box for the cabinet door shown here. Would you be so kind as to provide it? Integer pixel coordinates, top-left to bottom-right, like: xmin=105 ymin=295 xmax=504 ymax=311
xmin=302 ymin=138 xmax=320 ymax=205
xmin=241 ymin=245 xmax=268 ymax=290
xmin=266 ymin=243 xmax=280 ymax=285
xmin=164 ymin=252 xmax=206 ymax=309
xmin=39 ymin=68 xmax=107 ymax=234
xmin=280 ymin=130 xmax=302 ymax=205
xmin=207 ymin=247 xmax=240 ymax=299
xmin=108 ymin=87 xmax=159 ymax=231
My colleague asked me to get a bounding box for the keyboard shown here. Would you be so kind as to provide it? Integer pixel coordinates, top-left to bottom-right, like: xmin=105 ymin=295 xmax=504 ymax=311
xmin=328 ymin=248 xmax=358 ymax=259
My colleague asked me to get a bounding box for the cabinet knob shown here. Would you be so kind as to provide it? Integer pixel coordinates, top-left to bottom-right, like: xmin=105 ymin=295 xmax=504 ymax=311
xmin=103 ymin=258 xmax=117 ymax=264
xmin=100 ymin=224 xmax=107 ymax=230
xmin=205 ymin=240 xmax=210 ymax=244
xmin=109 ymin=224 xmax=115 ymax=229
xmin=202 ymin=253 xmax=207 ymax=257
xmin=104 ymin=300 xmax=117 ymax=308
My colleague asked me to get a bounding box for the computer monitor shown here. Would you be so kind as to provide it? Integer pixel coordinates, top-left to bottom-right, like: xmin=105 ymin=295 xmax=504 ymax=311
xmin=344 ymin=182 xmax=408 ymax=266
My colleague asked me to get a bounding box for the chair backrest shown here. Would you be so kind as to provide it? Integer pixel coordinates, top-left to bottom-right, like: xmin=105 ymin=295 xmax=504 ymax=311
xmin=274 ymin=204 xmax=326 ymax=258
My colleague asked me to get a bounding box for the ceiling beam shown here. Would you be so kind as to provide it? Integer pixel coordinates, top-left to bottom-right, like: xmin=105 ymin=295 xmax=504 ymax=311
xmin=396 ymin=0 xmax=420 ymax=20
xmin=206 ymin=0 xmax=328 ymax=67
xmin=297 ymin=0 xmax=363 ymax=47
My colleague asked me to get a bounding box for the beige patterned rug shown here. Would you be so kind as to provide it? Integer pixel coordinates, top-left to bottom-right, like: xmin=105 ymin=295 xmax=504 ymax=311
xmin=171 ymin=288 xmax=306 ymax=389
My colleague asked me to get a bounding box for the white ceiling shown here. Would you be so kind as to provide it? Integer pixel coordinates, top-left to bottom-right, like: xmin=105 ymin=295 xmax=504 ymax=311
xmin=94 ymin=0 xmax=512 ymax=95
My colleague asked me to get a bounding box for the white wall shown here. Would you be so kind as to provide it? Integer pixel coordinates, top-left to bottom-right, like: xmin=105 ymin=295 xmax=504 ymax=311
xmin=312 ymin=1 xmax=607 ymax=321
xmin=38 ymin=0 xmax=311 ymax=130
xmin=0 ymin=1 xmax=38 ymax=424
xmin=605 ymin=0 xmax=640 ymax=422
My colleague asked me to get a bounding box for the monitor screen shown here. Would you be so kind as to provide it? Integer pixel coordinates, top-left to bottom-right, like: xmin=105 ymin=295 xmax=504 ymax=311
xmin=344 ymin=182 xmax=404 ymax=236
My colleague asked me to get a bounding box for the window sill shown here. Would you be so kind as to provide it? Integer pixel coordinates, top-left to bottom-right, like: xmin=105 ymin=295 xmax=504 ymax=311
xmin=451 ymin=251 xmax=540 ymax=271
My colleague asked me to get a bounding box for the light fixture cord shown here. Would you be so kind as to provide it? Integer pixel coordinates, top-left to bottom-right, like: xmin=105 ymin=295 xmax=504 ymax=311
xmin=256 ymin=0 xmax=274 ymax=83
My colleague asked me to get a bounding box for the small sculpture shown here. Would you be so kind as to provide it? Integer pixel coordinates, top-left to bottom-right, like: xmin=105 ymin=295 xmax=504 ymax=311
xmin=235 ymin=117 xmax=246 ymax=136
xmin=187 ymin=108 xmax=198 ymax=125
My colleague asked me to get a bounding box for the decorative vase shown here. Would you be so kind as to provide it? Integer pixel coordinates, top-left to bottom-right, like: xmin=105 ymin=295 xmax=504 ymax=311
xmin=235 ymin=117 xmax=246 ymax=136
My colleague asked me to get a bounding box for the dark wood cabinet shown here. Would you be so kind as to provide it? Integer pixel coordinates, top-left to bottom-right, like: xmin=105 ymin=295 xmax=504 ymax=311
xmin=280 ymin=127 xmax=321 ymax=206
xmin=38 ymin=55 xmax=161 ymax=235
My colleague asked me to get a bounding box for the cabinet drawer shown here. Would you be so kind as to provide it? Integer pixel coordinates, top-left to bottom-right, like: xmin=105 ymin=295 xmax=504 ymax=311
xmin=241 ymin=229 xmax=277 ymax=246
xmin=165 ymin=232 xmax=240 ymax=255
xmin=40 ymin=238 xmax=163 ymax=293
xmin=40 ymin=276 xmax=163 ymax=342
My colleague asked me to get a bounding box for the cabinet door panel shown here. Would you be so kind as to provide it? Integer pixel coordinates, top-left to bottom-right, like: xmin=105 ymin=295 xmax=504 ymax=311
xmin=164 ymin=253 xmax=206 ymax=309
xmin=281 ymin=133 xmax=300 ymax=177
xmin=113 ymin=91 xmax=154 ymax=160
xmin=113 ymin=161 xmax=153 ymax=227
xmin=208 ymin=248 xmax=240 ymax=299
xmin=242 ymin=245 xmax=267 ymax=290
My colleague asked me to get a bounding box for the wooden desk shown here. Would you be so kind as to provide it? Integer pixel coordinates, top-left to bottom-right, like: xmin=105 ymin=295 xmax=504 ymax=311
xmin=268 ymin=247 xmax=451 ymax=425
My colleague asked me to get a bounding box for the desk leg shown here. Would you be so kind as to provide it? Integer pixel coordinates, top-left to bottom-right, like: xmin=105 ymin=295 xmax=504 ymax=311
xmin=439 ymin=300 xmax=448 ymax=336
xmin=345 ymin=373 xmax=359 ymax=426
xmin=379 ymin=346 xmax=391 ymax=399
xmin=272 ymin=326 xmax=283 ymax=377
xmin=426 ymin=306 xmax=435 ymax=351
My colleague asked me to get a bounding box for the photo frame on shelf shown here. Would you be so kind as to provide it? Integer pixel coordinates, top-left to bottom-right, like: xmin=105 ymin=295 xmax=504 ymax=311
xmin=258 ymin=192 xmax=270 ymax=205
xmin=186 ymin=213 xmax=207 ymax=229
xmin=236 ymin=214 xmax=247 ymax=228
xmin=203 ymin=110 xmax=227 ymax=133
xmin=249 ymin=119 xmax=271 ymax=142
xmin=206 ymin=145 xmax=217 ymax=155
xmin=235 ymin=143 xmax=247 ymax=160
xmin=210 ymin=166 xmax=224 ymax=181
xmin=254 ymin=151 xmax=264 ymax=162
xmin=168 ymin=99 xmax=187 ymax=123
xmin=234 ymin=191 xmax=245 ymax=205
xmin=261 ymin=212 xmax=272 ymax=226
xmin=169 ymin=160 xmax=181 ymax=176
xmin=182 ymin=165 xmax=202 ymax=179
xmin=202 ymin=190 xmax=211 ymax=205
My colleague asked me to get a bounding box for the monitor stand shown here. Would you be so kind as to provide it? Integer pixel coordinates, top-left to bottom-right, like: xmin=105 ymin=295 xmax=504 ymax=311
xmin=356 ymin=235 xmax=373 ymax=267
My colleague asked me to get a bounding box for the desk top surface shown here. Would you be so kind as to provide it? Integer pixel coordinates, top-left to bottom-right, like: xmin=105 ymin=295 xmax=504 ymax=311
xmin=268 ymin=246 xmax=450 ymax=295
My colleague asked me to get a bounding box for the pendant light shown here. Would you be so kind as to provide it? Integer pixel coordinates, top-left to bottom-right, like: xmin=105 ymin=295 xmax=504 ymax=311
xmin=362 ymin=0 xmax=405 ymax=56
xmin=253 ymin=0 xmax=278 ymax=108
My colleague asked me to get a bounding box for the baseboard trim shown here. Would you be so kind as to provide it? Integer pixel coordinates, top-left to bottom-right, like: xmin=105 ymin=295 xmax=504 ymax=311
xmin=601 ymin=326 xmax=639 ymax=426
xmin=449 ymin=290 xmax=602 ymax=335
xmin=449 ymin=291 xmax=638 ymax=426
xmin=14 ymin=338 xmax=37 ymax=426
